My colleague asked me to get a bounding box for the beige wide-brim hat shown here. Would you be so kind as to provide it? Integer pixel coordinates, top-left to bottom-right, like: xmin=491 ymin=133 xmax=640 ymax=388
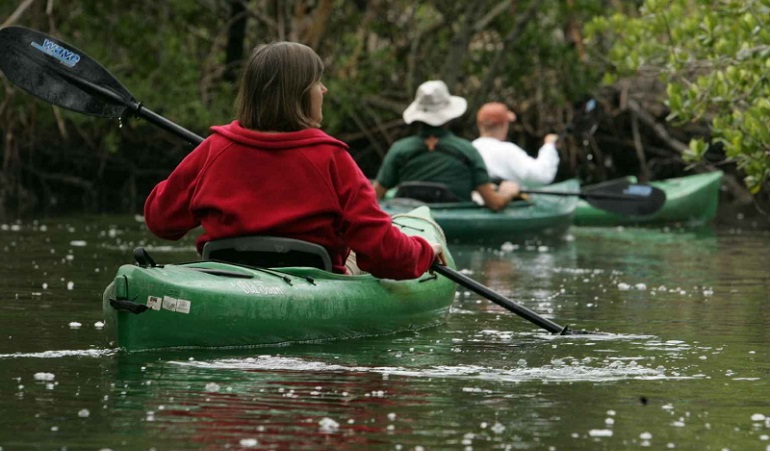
xmin=402 ymin=80 xmax=468 ymax=126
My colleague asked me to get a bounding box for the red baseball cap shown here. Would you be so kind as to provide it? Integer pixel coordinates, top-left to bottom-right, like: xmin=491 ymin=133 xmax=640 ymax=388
xmin=476 ymin=102 xmax=516 ymax=125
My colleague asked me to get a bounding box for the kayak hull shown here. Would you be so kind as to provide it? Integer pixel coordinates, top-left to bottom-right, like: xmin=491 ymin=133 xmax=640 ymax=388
xmin=380 ymin=179 xmax=579 ymax=244
xmin=574 ymin=171 xmax=723 ymax=226
xmin=102 ymin=207 xmax=456 ymax=352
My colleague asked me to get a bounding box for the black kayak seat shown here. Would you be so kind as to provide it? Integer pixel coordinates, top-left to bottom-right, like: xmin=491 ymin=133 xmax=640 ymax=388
xmin=395 ymin=181 xmax=460 ymax=203
xmin=202 ymin=236 xmax=332 ymax=271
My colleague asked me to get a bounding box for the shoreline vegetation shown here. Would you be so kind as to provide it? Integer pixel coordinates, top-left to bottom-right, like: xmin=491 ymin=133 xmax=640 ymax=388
xmin=1 ymin=1 xmax=767 ymax=223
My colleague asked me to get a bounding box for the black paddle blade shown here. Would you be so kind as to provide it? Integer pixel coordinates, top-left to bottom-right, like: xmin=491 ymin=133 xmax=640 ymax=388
xmin=583 ymin=180 xmax=666 ymax=216
xmin=0 ymin=26 xmax=134 ymax=118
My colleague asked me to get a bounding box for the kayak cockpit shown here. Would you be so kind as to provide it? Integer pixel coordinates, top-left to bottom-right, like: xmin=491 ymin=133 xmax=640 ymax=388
xmin=394 ymin=181 xmax=460 ymax=203
xmin=202 ymin=235 xmax=332 ymax=271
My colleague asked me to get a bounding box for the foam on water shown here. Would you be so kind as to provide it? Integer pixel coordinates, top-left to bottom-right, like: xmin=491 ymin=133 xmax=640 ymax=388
xmin=170 ymin=352 xmax=695 ymax=383
xmin=0 ymin=349 xmax=115 ymax=359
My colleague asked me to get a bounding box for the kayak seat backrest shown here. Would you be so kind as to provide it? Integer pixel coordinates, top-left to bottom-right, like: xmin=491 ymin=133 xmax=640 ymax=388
xmin=395 ymin=181 xmax=460 ymax=203
xmin=202 ymin=236 xmax=332 ymax=271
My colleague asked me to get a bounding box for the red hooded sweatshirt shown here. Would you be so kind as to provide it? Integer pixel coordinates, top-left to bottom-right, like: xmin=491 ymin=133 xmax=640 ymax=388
xmin=144 ymin=121 xmax=434 ymax=279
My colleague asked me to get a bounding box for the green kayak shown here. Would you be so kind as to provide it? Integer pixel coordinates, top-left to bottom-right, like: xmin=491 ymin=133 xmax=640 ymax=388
xmin=574 ymin=171 xmax=723 ymax=227
xmin=380 ymin=179 xmax=580 ymax=245
xmin=102 ymin=206 xmax=456 ymax=352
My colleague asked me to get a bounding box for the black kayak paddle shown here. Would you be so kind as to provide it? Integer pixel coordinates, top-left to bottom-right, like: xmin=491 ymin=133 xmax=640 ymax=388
xmin=0 ymin=26 xmax=203 ymax=145
xmin=0 ymin=25 xmax=601 ymax=335
xmin=522 ymin=181 xmax=666 ymax=217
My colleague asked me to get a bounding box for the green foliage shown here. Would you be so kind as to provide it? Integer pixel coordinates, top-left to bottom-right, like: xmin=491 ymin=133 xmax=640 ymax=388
xmin=1 ymin=0 xmax=609 ymax=213
xmin=586 ymin=0 xmax=770 ymax=192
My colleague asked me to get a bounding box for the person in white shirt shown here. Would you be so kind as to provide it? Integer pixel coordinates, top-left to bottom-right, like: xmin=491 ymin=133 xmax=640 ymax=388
xmin=472 ymin=102 xmax=559 ymax=187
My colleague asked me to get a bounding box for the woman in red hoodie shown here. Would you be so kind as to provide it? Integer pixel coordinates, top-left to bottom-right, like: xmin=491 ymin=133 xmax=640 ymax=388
xmin=144 ymin=41 xmax=443 ymax=279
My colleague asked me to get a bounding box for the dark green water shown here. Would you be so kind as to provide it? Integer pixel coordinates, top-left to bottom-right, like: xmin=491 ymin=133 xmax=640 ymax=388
xmin=1 ymin=215 xmax=769 ymax=450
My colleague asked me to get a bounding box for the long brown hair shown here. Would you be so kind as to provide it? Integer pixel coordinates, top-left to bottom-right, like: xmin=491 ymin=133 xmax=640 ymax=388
xmin=235 ymin=42 xmax=324 ymax=131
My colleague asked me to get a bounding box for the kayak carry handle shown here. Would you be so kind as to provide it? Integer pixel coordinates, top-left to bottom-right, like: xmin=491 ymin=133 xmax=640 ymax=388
xmin=109 ymin=298 xmax=149 ymax=314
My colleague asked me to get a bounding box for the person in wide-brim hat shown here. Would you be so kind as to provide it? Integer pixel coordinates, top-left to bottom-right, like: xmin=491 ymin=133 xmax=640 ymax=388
xmin=373 ymin=80 xmax=520 ymax=211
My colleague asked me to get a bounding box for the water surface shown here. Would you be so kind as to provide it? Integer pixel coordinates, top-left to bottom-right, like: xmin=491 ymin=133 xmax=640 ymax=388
xmin=1 ymin=216 xmax=768 ymax=449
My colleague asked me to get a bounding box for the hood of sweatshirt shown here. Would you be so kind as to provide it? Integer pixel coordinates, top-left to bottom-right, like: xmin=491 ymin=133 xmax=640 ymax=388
xmin=210 ymin=121 xmax=348 ymax=150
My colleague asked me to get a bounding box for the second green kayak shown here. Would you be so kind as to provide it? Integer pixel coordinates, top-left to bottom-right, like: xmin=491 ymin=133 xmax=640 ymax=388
xmin=380 ymin=179 xmax=580 ymax=245
xmin=574 ymin=171 xmax=723 ymax=227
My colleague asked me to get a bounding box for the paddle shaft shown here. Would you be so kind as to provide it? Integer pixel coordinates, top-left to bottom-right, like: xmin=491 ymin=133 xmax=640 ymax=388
xmin=521 ymin=189 xmax=649 ymax=201
xmin=53 ymin=65 xmax=205 ymax=145
xmin=430 ymin=263 xmax=569 ymax=334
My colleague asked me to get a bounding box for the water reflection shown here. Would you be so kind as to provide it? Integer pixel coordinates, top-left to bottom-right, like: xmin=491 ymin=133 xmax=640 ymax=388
xmin=92 ymin=329 xmax=704 ymax=449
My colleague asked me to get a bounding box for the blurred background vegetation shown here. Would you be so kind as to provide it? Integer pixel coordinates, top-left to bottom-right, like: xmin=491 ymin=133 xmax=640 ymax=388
xmin=0 ymin=0 xmax=767 ymax=219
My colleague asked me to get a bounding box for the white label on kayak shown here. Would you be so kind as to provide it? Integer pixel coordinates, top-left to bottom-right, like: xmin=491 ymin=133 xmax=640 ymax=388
xmin=234 ymin=280 xmax=285 ymax=296
xmin=146 ymin=296 xmax=162 ymax=311
xmin=176 ymin=299 xmax=191 ymax=314
xmin=162 ymin=296 xmax=178 ymax=312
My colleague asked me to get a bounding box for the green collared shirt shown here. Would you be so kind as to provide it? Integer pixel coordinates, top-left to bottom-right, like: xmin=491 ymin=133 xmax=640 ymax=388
xmin=376 ymin=126 xmax=490 ymax=201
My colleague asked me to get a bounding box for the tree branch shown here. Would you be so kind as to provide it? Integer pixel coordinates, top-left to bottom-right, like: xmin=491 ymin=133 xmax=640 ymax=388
xmin=302 ymin=0 xmax=334 ymax=48
xmin=1 ymin=0 xmax=36 ymax=28
xmin=470 ymin=2 xmax=539 ymax=111
xmin=627 ymin=99 xmax=690 ymax=154
xmin=442 ymin=4 xmax=485 ymax=87
xmin=631 ymin=111 xmax=650 ymax=180
xmin=473 ymin=0 xmax=514 ymax=31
